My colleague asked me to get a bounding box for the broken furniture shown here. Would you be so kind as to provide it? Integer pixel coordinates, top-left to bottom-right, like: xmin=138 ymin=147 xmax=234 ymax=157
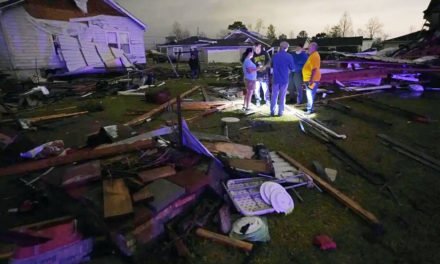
xmin=224 ymin=172 xmax=312 ymax=216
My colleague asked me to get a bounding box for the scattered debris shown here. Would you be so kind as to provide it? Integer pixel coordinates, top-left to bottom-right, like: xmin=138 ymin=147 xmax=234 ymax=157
xmin=378 ymin=133 xmax=440 ymax=172
xmin=230 ymin=216 xmax=270 ymax=242
xmin=313 ymin=235 xmax=337 ymax=251
xmin=195 ymin=228 xmax=253 ymax=252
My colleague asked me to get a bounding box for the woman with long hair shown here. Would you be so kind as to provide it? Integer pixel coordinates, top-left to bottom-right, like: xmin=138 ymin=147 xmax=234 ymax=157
xmin=241 ymin=48 xmax=258 ymax=111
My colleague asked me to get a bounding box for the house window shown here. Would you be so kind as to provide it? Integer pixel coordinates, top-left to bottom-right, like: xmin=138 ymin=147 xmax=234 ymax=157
xmin=173 ymin=47 xmax=183 ymax=55
xmin=106 ymin=31 xmax=131 ymax=54
xmin=119 ymin=32 xmax=131 ymax=54
xmin=106 ymin=32 xmax=118 ymax=49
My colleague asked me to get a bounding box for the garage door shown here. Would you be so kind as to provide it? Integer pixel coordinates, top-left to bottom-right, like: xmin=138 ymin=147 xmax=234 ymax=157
xmin=207 ymin=49 xmax=241 ymax=63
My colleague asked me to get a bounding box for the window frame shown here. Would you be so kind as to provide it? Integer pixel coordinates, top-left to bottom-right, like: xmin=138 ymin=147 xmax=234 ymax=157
xmin=106 ymin=31 xmax=132 ymax=54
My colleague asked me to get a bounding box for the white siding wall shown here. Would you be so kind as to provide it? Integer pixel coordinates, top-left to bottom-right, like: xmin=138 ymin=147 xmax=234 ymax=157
xmin=0 ymin=21 xmax=12 ymax=70
xmin=83 ymin=15 xmax=146 ymax=64
xmin=0 ymin=6 xmax=64 ymax=72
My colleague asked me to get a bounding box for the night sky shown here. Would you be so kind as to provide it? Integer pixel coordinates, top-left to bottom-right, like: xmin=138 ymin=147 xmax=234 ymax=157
xmin=115 ymin=0 xmax=430 ymax=45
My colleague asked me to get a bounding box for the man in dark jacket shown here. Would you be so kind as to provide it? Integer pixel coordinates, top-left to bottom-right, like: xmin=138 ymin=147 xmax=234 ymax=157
xmin=252 ymin=43 xmax=270 ymax=106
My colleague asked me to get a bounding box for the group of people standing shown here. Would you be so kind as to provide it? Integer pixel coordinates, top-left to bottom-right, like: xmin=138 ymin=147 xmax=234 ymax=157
xmin=241 ymin=41 xmax=321 ymax=115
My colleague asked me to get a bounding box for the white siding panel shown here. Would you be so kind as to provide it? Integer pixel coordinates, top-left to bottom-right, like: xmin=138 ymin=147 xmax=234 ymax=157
xmin=58 ymin=35 xmax=87 ymax=71
xmin=0 ymin=24 xmax=14 ymax=70
xmin=80 ymin=42 xmax=104 ymax=68
xmin=1 ymin=6 xmax=63 ymax=70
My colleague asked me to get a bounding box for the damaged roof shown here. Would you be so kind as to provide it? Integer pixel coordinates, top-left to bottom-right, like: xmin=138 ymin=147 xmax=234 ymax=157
xmin=159 ymin=36 xmax=217 ymax=47
xmin=314 ymin=37 xmax=364 ymax=47
xmin=383 ymin=31 xmax=424 ymax=43
xmin=0 ymin=0 xmax=146 ymax=29
xmin=424 ymin=0 xmax=440 ymax=14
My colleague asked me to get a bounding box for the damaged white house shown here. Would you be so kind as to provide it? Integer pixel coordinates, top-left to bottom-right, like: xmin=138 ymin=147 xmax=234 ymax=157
xmin=0 ymin=0 xmax=147 ymax=80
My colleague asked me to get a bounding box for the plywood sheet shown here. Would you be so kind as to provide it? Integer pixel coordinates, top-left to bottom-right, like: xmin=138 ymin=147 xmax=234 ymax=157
xmin=103 ymin=179 xmax=133 ymax=218
xmin=138 ymin=165 xmax=176 ymax=183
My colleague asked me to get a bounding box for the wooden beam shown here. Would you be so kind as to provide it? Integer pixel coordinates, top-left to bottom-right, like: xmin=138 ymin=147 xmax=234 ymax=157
xmin=0 ymin=139 xmax=155 ymax=177
xmin=181 ymin=101 xmax=229 ymax=111
xmin=138 ymin=165 xmax=176 ymax=183
xmin=124 ymin=86 xmax=201 ymax=126
xmin=277 ymin=151 xmax=381 ymax=226
xmin=26 ymin=111 xmax=89 ymax=124
xmin=195 ymin=228 xmax=253 ymax=252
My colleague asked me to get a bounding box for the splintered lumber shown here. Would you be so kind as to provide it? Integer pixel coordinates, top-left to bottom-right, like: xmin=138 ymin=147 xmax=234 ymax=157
xmin=103 ymin=179 xmax=133 ymax=218
xmin=132 ymin=186 xmax=154 ymax=202
xmin=320 ymin=68 xmax=389 ymax=83
xmin=186 ymin=102 xmax=235 ymax=123
xmin=195 ymin=228 xmax=253 ymax=252
xmin=0 ymin=139 xmax=155 ymax=177
xmin=124 ymin=86 xmax=201 ymax=126
xmin=321 ymin=67 xmax=440 ymax=84
xmin=277 ymin=151 xmax=381 ymax=226
xmin=181 ymin=101 xmax=230 ymax=110
xmin=138 ymin=165 xmax=176 ymax=183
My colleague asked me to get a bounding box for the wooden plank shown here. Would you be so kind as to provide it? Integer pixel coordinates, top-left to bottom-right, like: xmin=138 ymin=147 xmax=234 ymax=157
xmin=10 ymin=216 xmax=74 ymax=231
xmin=277 ymin=151 xmax=381 ymax=226
xmin=124 ymin=86 xmax=201 ymax=126
xmin=26 ymin=111 xmax=89 ymax=124
xmin=132 ymin=185 xmax=154 ymax=202
xmin=138 ymin=165 xmax=176 ymax=183
xmin=228 ymin=158 xmax=271 ymax=174
xmin=103 ymin=179 xmax=133 ymax=218
xmin=185 ymin=102 xmax=234 ymax=123
xmin=0 ymin=139 xmax=155 ymax=177
xmin=181 ymin=101 xmax=229 ymax=111
xmin=195 ymin=228 xmax=253 ymax=252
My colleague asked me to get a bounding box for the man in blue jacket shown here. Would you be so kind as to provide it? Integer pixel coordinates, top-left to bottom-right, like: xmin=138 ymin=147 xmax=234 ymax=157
xmin=290 ymin=44 xmax=308 ymax=104
xmin=271 ymin=41 xmax=294 ymax=117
